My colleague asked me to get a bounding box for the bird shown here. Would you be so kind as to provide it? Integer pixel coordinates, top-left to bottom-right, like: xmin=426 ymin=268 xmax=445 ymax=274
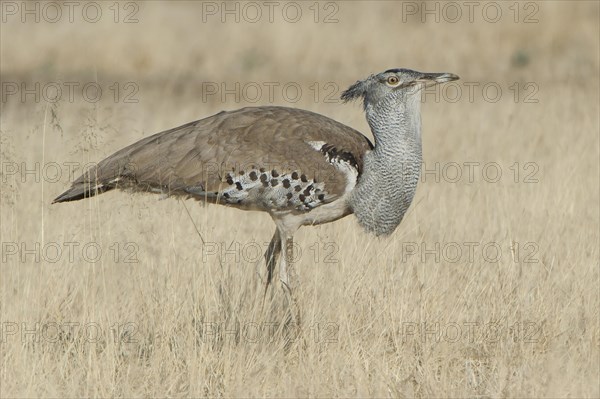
xmin=53 ymin=68 xmax=459 ymax=306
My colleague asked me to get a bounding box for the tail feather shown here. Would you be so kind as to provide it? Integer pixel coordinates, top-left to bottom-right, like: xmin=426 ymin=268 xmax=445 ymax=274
xmin=52 ymin=183 xmax=113 ymax=203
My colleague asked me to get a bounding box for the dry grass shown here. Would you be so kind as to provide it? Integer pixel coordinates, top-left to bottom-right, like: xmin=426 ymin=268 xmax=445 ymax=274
xmin=1 ymin=1 xmax=598 ymax=397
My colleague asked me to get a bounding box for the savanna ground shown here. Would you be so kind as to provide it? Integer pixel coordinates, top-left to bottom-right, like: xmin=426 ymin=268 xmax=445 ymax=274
xmin=1 ymin=1 xmax=598 ymax=397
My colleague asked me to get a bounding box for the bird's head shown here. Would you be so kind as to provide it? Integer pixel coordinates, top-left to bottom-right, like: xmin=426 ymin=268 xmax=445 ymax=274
xmin=341 ymin=68 xmax=459 ymax=110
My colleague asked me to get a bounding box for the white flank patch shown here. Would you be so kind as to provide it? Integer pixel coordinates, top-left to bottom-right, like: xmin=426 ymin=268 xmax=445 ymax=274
xmin=307 ymin=140 xmax=326 ymax=151
xmin=334 ymin=159 xmax=358 ymax=194
xmin=308 ymin=140 xmax=358 ymax=195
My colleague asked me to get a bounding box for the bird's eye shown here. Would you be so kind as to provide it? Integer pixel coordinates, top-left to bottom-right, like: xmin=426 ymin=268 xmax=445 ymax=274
xmin=387 ymin=76 xmax=400 ymax=86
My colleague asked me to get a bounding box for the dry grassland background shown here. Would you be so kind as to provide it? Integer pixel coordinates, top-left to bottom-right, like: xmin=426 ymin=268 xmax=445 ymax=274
xmin=1 ymin=1 xmax=599 ymax=397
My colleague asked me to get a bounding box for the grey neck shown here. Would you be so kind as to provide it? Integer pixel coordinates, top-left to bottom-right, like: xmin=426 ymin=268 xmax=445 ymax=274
xmin=348 ymin=94 xmax=423 ymax=236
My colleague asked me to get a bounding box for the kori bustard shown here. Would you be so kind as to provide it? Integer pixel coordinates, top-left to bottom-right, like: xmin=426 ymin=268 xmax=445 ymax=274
xmin=54 ymin=68 xmax=459 ymax=298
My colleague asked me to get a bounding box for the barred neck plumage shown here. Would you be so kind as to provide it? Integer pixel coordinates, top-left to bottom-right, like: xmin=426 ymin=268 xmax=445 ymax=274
xmin=349 ymin=93 xmax=423 ymax=236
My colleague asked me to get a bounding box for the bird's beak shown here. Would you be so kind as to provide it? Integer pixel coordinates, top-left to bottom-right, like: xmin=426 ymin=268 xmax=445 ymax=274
xmin=416 ymin=72 xmax=460 ymax=85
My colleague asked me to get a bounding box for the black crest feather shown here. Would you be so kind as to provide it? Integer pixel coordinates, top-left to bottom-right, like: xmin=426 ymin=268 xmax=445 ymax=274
xmin=340 ymin=77 xmax=372 ymax=107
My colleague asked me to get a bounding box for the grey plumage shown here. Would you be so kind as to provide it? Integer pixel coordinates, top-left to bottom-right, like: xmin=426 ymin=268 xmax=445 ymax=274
xmin=53 ymin=68 xmax=459 ymax=308
xmin=344 ymin=69 xmax=429 ymax=235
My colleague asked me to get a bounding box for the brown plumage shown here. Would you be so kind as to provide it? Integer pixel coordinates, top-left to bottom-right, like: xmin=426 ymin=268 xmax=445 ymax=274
xmin=54 ymin=68 xmax=459 ymax=321
xmin=54 ymin=106 xmax=372 ymax=215
xmin=54 ymin=106 xmax=374 ymax=315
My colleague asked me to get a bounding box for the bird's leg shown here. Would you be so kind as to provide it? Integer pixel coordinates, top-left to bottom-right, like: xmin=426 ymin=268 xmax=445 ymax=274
xmin=263 ymin=230 xmax=281 ymax=297
xmin=279 ymin=236 xmax=300 ymax=326
xmin=279 ymin=236 xmax=295 ymax=292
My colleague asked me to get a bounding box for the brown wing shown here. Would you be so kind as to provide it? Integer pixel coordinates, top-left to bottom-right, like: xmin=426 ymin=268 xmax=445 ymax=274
xmin=53 ymin=106 xmax=373 ymax=212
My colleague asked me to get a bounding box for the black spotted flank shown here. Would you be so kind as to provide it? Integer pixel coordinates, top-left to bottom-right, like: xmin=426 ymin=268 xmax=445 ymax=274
xmin=262 ymin=180 xmax=269 ymax=187
xmin=260 ymin=174 xmax=268 ymax=182
xmin=303 ymin=185 xmax=313 ymax=196
xmin=318 ymin=194 xmax=325 ymax=201
xmin=291 ymin=172 xmax=299 ymax=180
xmin=272 ymin=170 xmax=279 ymax=177
xmin=286 ymin=192 xmax=293 ymax=199
xmin=294 ymin=185 xmax=302 ymax=192
xmin=249 ymin=171 xmax=258 ymax=181
xmin=271 ymin=180 xmax=278 ymax=187
xmin=299 ymin=194 xmax=306 ymax=202
xmin=235 ymin=182 xmax=243 ymax=190
xmin=320 ymin=143 xmax=360 ymax=171
xmin=300 ymin=174 xmax=308 ymax=183
xmin=226 ymin=175 xmax=234 ymax=185
xmin=282 ymin=179 xmax=291 ymax=188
